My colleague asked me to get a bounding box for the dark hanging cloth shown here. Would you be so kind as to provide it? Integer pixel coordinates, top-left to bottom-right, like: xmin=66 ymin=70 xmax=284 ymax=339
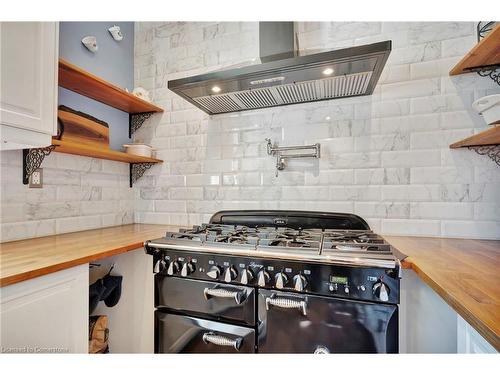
xmin=88 ymin=265 xmax=123 ymax=314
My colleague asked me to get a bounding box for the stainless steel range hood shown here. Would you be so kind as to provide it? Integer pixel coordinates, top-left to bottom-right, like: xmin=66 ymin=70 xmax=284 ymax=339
xmin=168 ymin=22 xmax=391 ymax=115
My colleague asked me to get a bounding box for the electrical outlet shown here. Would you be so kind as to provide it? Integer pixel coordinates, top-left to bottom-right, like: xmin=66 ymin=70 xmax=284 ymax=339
xmin=29 ymin=168 xmax=43 ymax=188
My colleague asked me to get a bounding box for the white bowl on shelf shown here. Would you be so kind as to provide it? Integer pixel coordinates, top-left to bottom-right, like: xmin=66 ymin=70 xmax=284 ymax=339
xmin=123 ymin=143 xmax=154 ymax=158
xmin=472 ymin=94 xmax=500 ymax=125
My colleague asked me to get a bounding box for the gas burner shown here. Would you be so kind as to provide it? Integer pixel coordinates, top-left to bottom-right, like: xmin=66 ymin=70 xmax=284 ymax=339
xmin=215 ymin=235 xmax=248 ymax=244
xmin=332 ymin=238 xmax=371 ymax=251
xmin=268 ymin=238 xmax=311 ymax=248
xmin=271 ymin=231 xmax=322 ymax=242
xmin=229 ymin=237 xmax=249 ymax=244
xmin=323 ymin=240 xmax=392 ymax=254
xmin=335 ymin=244 xmax=368 ymax=251
xmin=326 ymin=233 xmax=371 ymax=242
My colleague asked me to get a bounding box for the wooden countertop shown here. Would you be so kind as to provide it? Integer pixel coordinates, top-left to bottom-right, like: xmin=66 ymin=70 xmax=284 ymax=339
xmin=1 ymin=224 xmax=498 ymax=350
xmin=386 ymin=236 xmax=500 ymax=351
xmin=0 ymin=224 xmax=178 ymax=287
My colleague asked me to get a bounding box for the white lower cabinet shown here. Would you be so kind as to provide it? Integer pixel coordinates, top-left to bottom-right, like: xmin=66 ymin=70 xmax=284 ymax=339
xmin=457 ymin=315 xmax=497 ymax=353
xmin=0 ymin=264 xmax=88 ymax=353
xmin=0 ymin=249 xmax=153 ymax=354
xmin=400 ymin=269 xmax=497 ymax=353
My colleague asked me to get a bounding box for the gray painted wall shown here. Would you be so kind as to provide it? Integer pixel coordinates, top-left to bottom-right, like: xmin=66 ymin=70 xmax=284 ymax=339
xmin=58 ymin=22 xmax=134 ymax=149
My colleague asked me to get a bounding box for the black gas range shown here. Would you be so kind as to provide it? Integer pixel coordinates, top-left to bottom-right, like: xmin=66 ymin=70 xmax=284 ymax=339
xmin=145 ymin=210 xmax=401 ymax=353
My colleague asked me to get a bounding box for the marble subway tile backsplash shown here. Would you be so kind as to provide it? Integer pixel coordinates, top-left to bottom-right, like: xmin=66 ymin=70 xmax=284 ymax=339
xmin=133 ymin=21 xmax=500 ymax=239
xmin=0 ymin=151 xmax=134 ymax=242
xmin=1 ymin=22 xmax=498 ymax=242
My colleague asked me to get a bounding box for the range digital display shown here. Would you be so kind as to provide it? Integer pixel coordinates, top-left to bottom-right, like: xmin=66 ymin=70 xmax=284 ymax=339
xmin=330 ymin=276 xmax=348 ymax=284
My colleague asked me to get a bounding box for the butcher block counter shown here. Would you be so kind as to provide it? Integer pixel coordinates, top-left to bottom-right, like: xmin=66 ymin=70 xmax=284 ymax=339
xmin=0 ymin=224 xmax=179 ymax=287
xmin=0 ymin=225 xmax=498 ymax=350
xmin=386 ymin=235 xmax=500 ymax=351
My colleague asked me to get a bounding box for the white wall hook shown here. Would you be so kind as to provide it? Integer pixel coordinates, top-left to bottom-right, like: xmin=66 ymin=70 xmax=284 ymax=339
xmin=108 ymin=25 xmax=123 ymax=41
xmin=81 ymin=36 xmax=98 ymax=53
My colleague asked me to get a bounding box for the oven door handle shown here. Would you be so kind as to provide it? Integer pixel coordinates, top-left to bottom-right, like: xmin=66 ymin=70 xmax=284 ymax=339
xmin=265 ymin=294 xmax=307 ymax=316
xmin=203 ymin=286 xmax=247 ymax=305
xmin=202 ymin=331 xmax=243 ymax=351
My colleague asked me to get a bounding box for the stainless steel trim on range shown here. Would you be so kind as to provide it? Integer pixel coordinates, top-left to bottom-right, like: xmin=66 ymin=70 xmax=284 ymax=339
xmin=145 ymin=240 xmax=398 ymax=269
xmin=168 ymin=22 xmax=391 ymax=114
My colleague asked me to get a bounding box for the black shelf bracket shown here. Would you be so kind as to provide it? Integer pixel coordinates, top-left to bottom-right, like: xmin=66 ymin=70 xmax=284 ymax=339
xmin=22 ymin=146 xmax=56 ymax=184
xmin=477 ymin=67 xmax=500 ymax=86
xmin=468 ymin=145 xmax=500 ymax=166
xmin=476 ymin=21 xmax=500 ymax=86
xmin=129 ymin=112 xmax=154 ymax=138
xmin=129 ymin=162 xmax=155 ymax=187
xmin=477 ymin=21 xmax=496 ymax=41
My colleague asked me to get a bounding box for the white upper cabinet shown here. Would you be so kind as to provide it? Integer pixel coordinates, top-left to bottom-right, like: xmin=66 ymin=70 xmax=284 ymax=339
xmin=0 ymin=22 xmax=58 ymax=150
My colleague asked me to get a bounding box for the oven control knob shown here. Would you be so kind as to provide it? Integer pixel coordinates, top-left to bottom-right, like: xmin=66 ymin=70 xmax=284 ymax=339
xmin=240 ymin=268 xmax=254 ymax=285
xmin=166 ymin=260 xmax=180 ymax=275
xmin=181 ymin=261 xmax=195 ymax=277
xmin=275 ymin=272 xmax=288 ymax=289
xmin=373 ymin=281 xmax=390 ymax=302
xmin=206 ymin=265 xmax=222 ymax=279
xmin=155 ymin=258 xmax=167 ymax=273
xmin=224 ymin=266 xmax=238 ymax=282
xmin=257 ymin=269 xmax=271 ymax=287
xmin=293 ymin=274 xmax=308 ymax=292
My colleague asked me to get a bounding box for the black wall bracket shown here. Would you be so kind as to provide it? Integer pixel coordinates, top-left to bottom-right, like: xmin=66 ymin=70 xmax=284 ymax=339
xmin=476 ymin=21 xmax=500 ymax=86
xmin=129 ymin=162 xmax=155 ymax=187
xmin=22 ymin=146 xmax=56 ymax=185
xmin=469 ymin=145 xmax=500 ymax=166
xmin=477 ymin=21 xmax=496 ymax=41
xmin=129 ymin=112 xmax=154 ymax=138
xmin=477 ymin=67 xmax=500 ymax=85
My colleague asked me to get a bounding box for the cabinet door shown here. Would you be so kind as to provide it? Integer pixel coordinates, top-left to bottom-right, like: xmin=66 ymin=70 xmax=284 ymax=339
xmin=457 ymin=315 xmax=497 ymax=354
xmin=0 ymin=264 xmax=88 ymax=353
xmin=0 ymin=22 xmax=58 ymax=135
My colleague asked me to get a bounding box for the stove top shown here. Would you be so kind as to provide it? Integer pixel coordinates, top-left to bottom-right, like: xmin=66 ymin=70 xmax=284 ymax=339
xmin=145 ymin=211 xmax=401 ymax=306
xmin=148 ymin=223 xmax=398 ymax=269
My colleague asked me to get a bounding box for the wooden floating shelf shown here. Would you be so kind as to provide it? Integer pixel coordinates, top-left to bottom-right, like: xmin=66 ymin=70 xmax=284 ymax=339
xmin=450 ymin=24 xmax=500 ymax=76
xmin=52 ymin=139 xmax=163 ymax=164
xmin=22 ymin=61 xmax=166 ymax=187
xmin=58 ymin=59 xmax=163 ymax=114
xmin=450 ymin=126 xmax=500 ymax=148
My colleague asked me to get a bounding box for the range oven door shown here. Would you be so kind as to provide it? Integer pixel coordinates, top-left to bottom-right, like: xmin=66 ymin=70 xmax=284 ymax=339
xmin=156 ymin=312 xmax=256 ymax=353
xmin=257 ymin=289 xmax=398 ymax=353
xmin=156 ymin=276 xmax=255 ymax=325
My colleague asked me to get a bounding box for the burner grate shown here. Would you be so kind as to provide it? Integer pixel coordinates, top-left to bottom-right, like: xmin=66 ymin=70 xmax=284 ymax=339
xmin=164 ymin=224 xmax=393 ymax=257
